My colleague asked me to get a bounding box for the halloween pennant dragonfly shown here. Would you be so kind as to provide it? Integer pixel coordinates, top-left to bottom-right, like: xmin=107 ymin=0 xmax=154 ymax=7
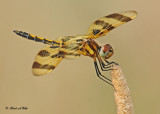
xmin=13 ymin=11 xmax=137 ymax=86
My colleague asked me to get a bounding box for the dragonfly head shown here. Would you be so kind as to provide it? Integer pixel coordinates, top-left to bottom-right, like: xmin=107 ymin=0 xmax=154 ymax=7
xmin=99 ymin=44 xmax=114 ymax=59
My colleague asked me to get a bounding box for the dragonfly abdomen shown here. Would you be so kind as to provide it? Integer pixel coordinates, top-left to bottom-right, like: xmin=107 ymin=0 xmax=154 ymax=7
xmin=13 ymin=30 xmax=60 ymax=45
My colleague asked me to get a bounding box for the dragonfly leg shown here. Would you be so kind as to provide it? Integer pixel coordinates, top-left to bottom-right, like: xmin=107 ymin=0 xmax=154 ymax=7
xmin=97 ymin=55 xmax=118 ymax=71
xmin=105 ymin=60 xmax=119 ymax=66
xmin=93 ymin=58 xmax=113 ymax=86
xmin=97 ymin=56 xmax=112 ymax=71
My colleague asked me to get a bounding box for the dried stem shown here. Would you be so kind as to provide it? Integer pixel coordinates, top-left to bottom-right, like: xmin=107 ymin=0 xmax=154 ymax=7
xmin=111 ymin=64 xmax=134 ymax=114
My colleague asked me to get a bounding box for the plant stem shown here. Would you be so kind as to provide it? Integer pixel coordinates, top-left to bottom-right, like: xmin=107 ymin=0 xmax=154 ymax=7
xmin=111 ymin=65 xmax=134 ymax=114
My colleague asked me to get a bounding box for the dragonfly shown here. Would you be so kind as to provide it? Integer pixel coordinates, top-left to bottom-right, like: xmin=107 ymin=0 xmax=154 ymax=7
xmin=13 ymin=11 xmax=137 ymax=86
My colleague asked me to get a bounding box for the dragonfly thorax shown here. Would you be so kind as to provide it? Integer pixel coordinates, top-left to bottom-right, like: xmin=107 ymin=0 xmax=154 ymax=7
xmin=79 ymin=39 xmax=100 ymax=58
xmin=99 ymin=44 xmax=114 ymax=60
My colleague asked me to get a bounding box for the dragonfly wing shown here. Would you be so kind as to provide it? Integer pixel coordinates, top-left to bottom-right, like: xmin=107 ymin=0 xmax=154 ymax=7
xmin=32 ymin=36 xmax=85 ymax=76
xmin=87 ymin=11 xmax=137 ymax=39
xmin=32 ymin=45 xmax=63 ymax=76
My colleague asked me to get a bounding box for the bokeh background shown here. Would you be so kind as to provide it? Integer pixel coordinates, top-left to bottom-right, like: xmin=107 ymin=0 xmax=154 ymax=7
xmin=0 ymin=0 xmax=160 ymax=114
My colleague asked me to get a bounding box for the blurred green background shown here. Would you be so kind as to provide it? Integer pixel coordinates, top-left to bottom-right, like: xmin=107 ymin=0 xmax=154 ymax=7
xmin=0 ymin=0 xmax=159 ymax=114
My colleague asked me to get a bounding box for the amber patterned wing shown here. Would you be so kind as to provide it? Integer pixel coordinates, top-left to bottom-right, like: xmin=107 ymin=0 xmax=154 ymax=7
xmin=32 ymin=45 xmax=63 ymax=76
xmin=32 ymin=35 xmax=86 ymax=76
xmin=87 ymin=11 xmax=137 ymax=39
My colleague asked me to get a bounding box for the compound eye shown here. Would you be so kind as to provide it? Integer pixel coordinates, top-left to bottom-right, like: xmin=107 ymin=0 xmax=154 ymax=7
xmin=99 ymin=44 xmax=114 ymax=59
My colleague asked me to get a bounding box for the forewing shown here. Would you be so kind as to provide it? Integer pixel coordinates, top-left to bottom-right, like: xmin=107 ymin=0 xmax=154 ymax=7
xmin=87 ymin=11 xmax=137 ymax=39
xmin=32 ymin=45 xmax=63 ymax=76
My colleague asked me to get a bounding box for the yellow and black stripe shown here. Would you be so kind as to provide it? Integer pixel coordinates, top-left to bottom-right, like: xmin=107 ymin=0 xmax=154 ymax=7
xmin=13 ymin=30 xmax=60 ymax=45
xmin=87 ymin=11 xmax=137 ymax=39
xmin=31 ymin=45 xmax=63 ymax=76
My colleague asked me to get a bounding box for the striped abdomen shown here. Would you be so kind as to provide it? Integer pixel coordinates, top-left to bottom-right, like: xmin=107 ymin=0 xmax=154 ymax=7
xmin=13 ymin=30 xmax=60 ymax=45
